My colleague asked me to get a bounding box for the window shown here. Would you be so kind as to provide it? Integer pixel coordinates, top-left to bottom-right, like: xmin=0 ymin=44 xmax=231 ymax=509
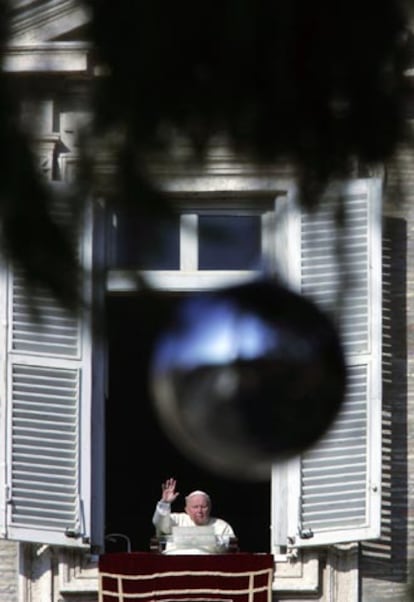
xmin=0 ymin=173 xmax=382 ymax=554
xmin=105 ymin=198 xmax=276 ymax=553
xmin=106 ymin=178 xmax=382 ymax=552
xmin=109 ymin=210 xmax=263 ymax=272
xmin=107 ymin=198 xmax=277 ymax=292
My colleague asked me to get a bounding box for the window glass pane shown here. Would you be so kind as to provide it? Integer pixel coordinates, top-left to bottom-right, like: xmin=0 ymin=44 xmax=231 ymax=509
xmin=198 ymin=215 xmax=261 ymax=270
xmin=110 ymin=213 xmax=180 ymax=270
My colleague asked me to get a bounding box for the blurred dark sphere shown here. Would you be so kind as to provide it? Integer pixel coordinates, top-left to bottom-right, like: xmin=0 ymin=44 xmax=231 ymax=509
xmin=150 ymin=279 xmax=347 ymax=480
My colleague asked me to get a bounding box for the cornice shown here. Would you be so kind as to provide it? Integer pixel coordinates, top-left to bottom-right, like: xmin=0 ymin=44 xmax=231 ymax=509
xmin=9 ymin=0 xmax=90 ymax=45
xmin=3 ymin=41 xmax=91 ymax=72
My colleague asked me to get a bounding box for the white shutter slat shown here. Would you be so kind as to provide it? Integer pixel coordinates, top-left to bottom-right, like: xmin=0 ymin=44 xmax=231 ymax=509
xmin=298 ymin=180 xmax=381 ymax=546
xmin=12 ymin=275 xmax=80 ymax=357
xmin=301 ymin=193 xmax=371 ymax=356
xmin=299 ymin=366 xmax=368 ymax=532
xmin=273 ymin=178 xmax=382 ymax=549
xmin=0 ymin=182 xmax=95 ymax=548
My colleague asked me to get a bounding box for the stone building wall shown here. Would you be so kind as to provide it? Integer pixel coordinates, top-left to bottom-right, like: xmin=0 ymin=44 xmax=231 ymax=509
xmin=359 ymin=142 xmax=414 ymax=600
xmin=0 ymin=541 xmax=17 ymax=602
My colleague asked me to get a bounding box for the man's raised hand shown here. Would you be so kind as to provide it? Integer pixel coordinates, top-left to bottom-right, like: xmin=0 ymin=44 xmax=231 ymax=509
xmin=161 ymin=478 xmax=179 ymax=503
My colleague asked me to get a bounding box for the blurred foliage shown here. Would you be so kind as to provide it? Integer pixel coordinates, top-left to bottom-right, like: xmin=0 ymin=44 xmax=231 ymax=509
xmin=0 ymin=0 xmax=413 ymax=306
xmin=0 ymin=0 xmax=79 ymax=310
xmin=85 ymin=0 xmax=412 ymax=202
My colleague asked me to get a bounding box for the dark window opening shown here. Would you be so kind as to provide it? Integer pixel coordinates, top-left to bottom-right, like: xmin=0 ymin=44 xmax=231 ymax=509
xmin=198 ymin=215 xmax=262 ymax=270
xmin=108 ymin=212 xmax=180 ymax=270
xmin=105 ymin=294 xmax=271 ymax=553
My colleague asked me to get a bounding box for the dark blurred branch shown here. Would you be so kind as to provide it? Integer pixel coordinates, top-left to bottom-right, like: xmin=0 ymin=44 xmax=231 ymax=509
xmin=0 ymin=0 xmax=412 ymax=306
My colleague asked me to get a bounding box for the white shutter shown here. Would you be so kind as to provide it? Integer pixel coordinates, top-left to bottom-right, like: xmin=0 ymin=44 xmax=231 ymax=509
xmin=272 ymin=178 xmax=382 ymax=548
xmin=0 ymin=182 xmax=100 ymax=548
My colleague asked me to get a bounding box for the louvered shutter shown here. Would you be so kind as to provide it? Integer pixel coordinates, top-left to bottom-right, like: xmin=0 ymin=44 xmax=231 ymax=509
xmin=0 ymin=182 xmax=100 ymax=548
xmin=272 ymin=178 xmax=382 ymax=548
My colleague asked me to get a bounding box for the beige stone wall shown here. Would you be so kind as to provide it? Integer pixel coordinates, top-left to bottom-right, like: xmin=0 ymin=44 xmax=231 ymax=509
xmin=18 ymin=545 xmax=99 ymax=602
xmin=0 ymin=541 xmax=17 ymax=602
xmin=359 ymin=142 xmax=414 ymax=600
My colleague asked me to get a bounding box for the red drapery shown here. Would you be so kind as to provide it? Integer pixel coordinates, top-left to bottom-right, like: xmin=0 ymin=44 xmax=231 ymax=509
xmin=99 ymin=552 xmax=274 ymax=602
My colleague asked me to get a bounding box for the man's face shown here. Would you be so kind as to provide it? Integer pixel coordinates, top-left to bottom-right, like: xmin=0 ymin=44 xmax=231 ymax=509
xmin=185 ymin=494 xmax=210 ymax=525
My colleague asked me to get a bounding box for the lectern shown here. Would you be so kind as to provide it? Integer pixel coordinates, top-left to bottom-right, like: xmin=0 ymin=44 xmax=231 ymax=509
xmin=99 ymin=552 xmax=274 ymax=602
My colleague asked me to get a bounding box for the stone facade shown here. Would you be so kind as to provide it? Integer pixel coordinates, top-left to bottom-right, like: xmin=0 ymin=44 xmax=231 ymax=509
xmin=0 ymin=542 xmax=17 ymax=602
xmin=1 ymin=2 xmax=414 ymax=602
xmin=358 ymin=142 xmax=414 ymax=601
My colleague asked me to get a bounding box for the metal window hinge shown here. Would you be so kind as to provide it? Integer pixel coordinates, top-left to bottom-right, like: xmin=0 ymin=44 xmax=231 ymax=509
xmin=297 ymin=497 xmax=314 ymax=540
xmin=65 ymin=528 xmax=81 ymax=539
xmin=298 ymin=527 xmax=314 ymax=539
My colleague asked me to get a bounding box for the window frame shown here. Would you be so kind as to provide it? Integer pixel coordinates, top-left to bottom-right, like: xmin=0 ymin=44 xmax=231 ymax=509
xmin=0 ymin=150 xmax=382 ymax=556
xmin=106 ymin=174 xmax=383 ymax=554
xmin=107 ymin=190 xmax=286 ymax=293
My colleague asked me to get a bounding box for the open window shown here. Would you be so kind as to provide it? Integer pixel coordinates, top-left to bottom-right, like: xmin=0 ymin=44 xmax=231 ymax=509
xmin=105 ymin=176 xmax=382 ymax=553
xmin=0 ymin=172 xmax=382 ymax=555
xmin=105 ymin=195 xmax=277 ymax=553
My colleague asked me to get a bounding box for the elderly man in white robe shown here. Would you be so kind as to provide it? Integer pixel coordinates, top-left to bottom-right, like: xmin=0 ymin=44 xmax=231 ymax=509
xmin=152 ymin=478 xmax=236 ymax=554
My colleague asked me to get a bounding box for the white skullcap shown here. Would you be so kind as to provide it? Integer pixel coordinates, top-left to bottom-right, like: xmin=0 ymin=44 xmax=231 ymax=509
xmin=185 ymin=490 xmax=211 ymax=504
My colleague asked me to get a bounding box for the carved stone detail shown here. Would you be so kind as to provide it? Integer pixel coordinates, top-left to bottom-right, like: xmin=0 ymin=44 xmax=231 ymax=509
xmin=18 ymin=544 xmax=98 ymax=602
xmin=36 ymin=135 xmax=60 ymax=180
xmin=324 ymin=543 xmax=359 ymax=602
xmin=58 ymin=548 xmax=99 ymax=594
xmin=273 ymin=550 xmax=320 ymax=594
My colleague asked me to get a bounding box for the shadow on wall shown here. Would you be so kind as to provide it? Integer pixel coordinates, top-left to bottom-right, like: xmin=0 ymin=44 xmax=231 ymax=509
xmin=361 ymin=216 xmax=408 ymax=586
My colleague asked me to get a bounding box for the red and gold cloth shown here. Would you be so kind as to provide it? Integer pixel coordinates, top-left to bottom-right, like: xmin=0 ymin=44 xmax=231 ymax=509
xmin=98 ymin=552 xmax=274 ymax=602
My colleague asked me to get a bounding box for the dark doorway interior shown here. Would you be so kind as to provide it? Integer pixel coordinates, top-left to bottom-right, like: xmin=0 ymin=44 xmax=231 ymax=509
xmin=105 ymin=294 xmax=271 ymax=553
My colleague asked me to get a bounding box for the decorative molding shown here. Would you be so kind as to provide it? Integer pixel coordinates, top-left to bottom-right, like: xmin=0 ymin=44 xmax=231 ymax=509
xmin=9 ymin=0 xmax=90 ymax=45
xmin=18 ymin=543 xmax=53 ymax=602
xmin=59 ymin=111 xmax=92 ymax=152
xmin=36 ymin=134 xmax=60 ymax=180
xmin=145 ymin=139 xmax=296 ymax=179
xmin=4 ymin=42 xmax=90 ymax=73
xmin=18 ymin=544 xmax=99 ymax=602
xmin=324 ymin=543 xmax=359 ymax=601
xmin=58 ymin=151 xmax=81 ymax=183
xmin=58 ymin=548 xmax=99 ymax=594
xmin=273 ymin=550 xmax=320 ymax=594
